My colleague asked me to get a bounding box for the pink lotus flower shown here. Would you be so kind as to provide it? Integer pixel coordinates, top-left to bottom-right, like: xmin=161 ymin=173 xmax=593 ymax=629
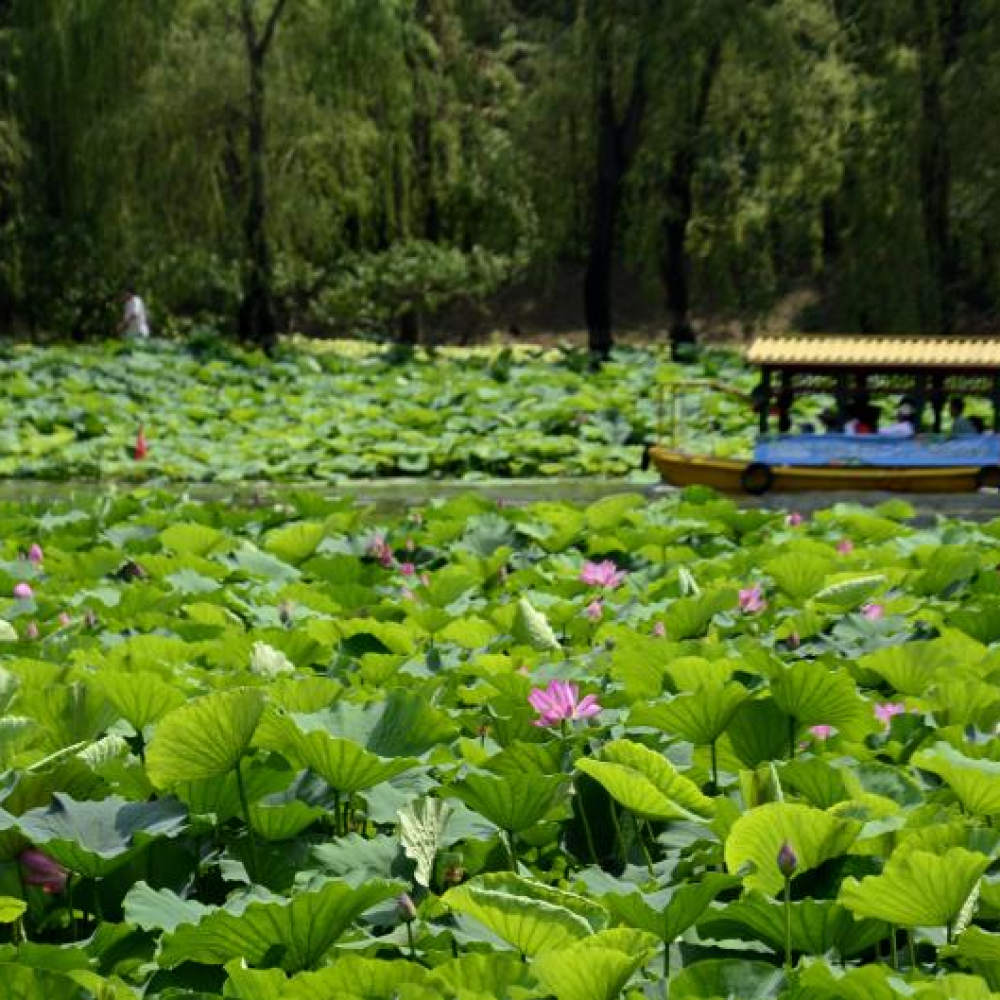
xmin=584 ymin=599 xmax=603 ymax=621
xmin=738 ymin=585 xmax=767 ymax=614
xmin=368 ymin=535 xmax=394 ymax=567
xmin=528 ymin=680 xmax=602 ymax=727
xmin=13 ymin=582 xmax=33 ymax=600
xmin=27 ymin=544 xmax=43 ymax=564
xmin=862 ymin=603 xmax=883 ymax=621
xmin=808 ymin=724 xmax=837 ymax=740
xmin=580 ymin=560 xmax=626 ymax=589
xmin=874 ymin=702 xmax=906 ymax=727
xmin=837 ymin=539 xmax=854 ymax=555
xmin=652 ymin=621 xmax=666 ymax=638
xmin=398 ymin=562 xmax=416 ymax=577
xmin=19 ymin=848 xmax=68 ymax=893
xmin=58 ymin=612 xmax=72 ymax=627
xmin=785 ymin=512 xmax=804 ymax=527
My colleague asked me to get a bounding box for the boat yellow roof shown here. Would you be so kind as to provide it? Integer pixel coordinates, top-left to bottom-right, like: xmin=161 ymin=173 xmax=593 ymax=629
xmin=748 ymin=335 xmax=1000 ymax=371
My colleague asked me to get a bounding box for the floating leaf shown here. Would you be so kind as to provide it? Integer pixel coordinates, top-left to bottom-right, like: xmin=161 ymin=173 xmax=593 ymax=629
xmin=446 ymin=771 xmax=568 ymax=833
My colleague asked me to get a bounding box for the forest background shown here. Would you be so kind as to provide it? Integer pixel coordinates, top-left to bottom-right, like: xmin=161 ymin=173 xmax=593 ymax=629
xmin=1 ymin=0 xmax=998 ymax=356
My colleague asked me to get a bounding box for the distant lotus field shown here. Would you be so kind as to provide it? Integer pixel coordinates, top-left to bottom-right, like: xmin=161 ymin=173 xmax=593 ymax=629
xmin=0 ymin=340 xmax=756 ymax=481
xmin=2 ymin=488 xmax=1000 ymax=997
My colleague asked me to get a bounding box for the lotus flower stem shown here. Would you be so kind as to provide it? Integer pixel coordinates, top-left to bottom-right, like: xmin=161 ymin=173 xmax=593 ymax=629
xmin=889 ymin=926 xmax=898 ymax=969
xmin=405 ymin=917 xmax=416 ymax=959
xmin=504 ymin=830 xmax=517 ymax=872
xmin=609 ymin=802 xmax=626 ymax=866
xmin=908 ymin=929 xmax=917 ymax=970
xmin=710 ymin=740 xmax=719 ymax=791
xmin=66 ymin=873 xmax=77 ymax=939
xmin=783 ymin=876 xmax=792 ymax=971
xmin=235 ymin=761 xmax=260 ymax=882
xmin=639 ymin=820 xmax=656 ymax=879
xmin=574 ymin=781 xmax=599 ymax=865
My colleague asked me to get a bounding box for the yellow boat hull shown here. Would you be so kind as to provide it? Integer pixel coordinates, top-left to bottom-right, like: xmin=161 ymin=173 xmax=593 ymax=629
xmin=647 ymin=446 xmax=988 ymax=495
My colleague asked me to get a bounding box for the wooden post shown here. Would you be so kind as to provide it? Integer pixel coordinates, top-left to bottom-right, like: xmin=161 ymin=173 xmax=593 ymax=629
xmin=930 ymin=374 xmax=945 ymax=433
xmin=835 ymin=373 xmax=851 ymax=430
xmin=913 ymin=373 xmax=927 ymax=432
xmin=757 ymin=370 xmax=772 ymax=434
xmin=992 ymin=375 xmax=1000 ymax=432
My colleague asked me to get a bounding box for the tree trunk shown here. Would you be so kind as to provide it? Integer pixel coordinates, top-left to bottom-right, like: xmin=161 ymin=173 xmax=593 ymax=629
xmin=916 ymin=0 xmax=964 ymax=334
xmin=237 ymin=0 xmax=288 ymax=353
xmin=583 ymin=32 xmax=647 ymax=360
xmin=659 ymin=43 xmax=720 ymax=358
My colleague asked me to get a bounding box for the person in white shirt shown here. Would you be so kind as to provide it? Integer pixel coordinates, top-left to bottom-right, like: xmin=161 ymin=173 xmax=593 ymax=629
xmin=880 ymin=400 xmax=916 ymax=438
xmin=118 ymin=286 xmax=150 ymax=339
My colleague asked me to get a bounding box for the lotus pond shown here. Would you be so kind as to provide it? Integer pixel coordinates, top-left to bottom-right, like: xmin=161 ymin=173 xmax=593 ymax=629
xmin=5 ymin=489 xmax=1000 ymax=998
xmin=0 ymin=340 xmax=756 ymax=481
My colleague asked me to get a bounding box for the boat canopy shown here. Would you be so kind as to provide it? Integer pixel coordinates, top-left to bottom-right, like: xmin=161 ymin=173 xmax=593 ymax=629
xmin=747 ymin=334 xmax=1000 ymax=433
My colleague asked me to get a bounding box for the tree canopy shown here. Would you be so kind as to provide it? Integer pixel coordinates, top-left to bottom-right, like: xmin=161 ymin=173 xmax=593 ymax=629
xmin=1 ymin=0 xmax=999 ymax=350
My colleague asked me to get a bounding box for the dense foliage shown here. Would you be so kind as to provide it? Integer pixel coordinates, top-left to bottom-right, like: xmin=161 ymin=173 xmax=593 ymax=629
xmin=3 ymin=490 xmax=1000 ymax=997
xmin=2 ymin=1 xmax=1000 ymax=345
xmin=0 ymin=341 xmax=756 ymax=480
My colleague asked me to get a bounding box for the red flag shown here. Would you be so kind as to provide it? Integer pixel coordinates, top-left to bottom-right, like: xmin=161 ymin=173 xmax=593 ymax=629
xmin=134 ymin=425 xmax=148 ymax=460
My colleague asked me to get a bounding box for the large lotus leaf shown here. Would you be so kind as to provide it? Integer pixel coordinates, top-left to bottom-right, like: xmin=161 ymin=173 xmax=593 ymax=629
xmin=427 ymin=953 xmax=534 ymax=999
xmin=839 ymin=847 xmax=989 ymax=928
xmin=913 ymin=974 xmax=1000 ymax=1000
xmin=631 ymin=683 xmax=749 ymax=746
xmin=663 ymin=588 xmax=737 ymax=641
xmin=123 ymin=881 xmax=210 ymax=932
xmin=446 ymin=771 xmax=568 ymax=833
xmin=295 ymin=690 xmax=458 ymax=757
xmin=765 ymin=551 xmax=833 ymax=601
xmin=603 ymin=872 xmax=739 ymax=943
xmin=727 ymin=698 xmax=792 ymax=768
xmin=576 ymin=739 xmax=713 ymax=822
xmin=791 ymin=963 xmax=905 ymax=1000
xmin=511 ymin=597 xmax=561 ymax=652
xmin=927 ymin=680 xmax=1000 ymax=730
xmin=770 ymin=661 xmax=869 ymax=737
xmin=93 ymin=671 xmax=185 ymax=732
xmin=913 ymin=545 xmax=980 ymax=597
xmin=399 ymin=796 xmax=452 ymax=888
xmin=698 ymin=890 xmax=887 ymax=959
xmin=663 ymin=656 xmax=735 ymax=692
xmin=159 ymin=878 xmax=403 ymax=972
xmin=813 ymin=573 xmax=887 ymax=610
xmin=17 ymin=793 xmax=187 ymax=878
xmin=159 ymin=522 xmax=225 ymax=557
xmin=948 ymin=925 xmax=1000 ymax=964
xmin=146 ymin=688 xmax=264 ymax=787
xmin=263 ymin=521 xmax=326 ymax=564
xmin=780 ymin=757 xmax=852 ymax=809
xmin=669 ymin=959 xmax=785 ymax=999
xmin=531 ymin=928 xmax=657 ymax=1000
xmin=913 ymin=742 xmax=1000 ymax=817
xmin=858 ymin=642 xmax=958 ymax=696
xmin=0 ymin=966 xmax=94 ymax=1000
xmin=249 ymin=800 xmax=325 ymax=841
xmin=0 ymin=716 xmax=37 ymax=769
xmin=255 ymin=713 xmax=416 ymax=795
xmin=231 ymin=955 xmax=432 ymax=1000
xmin=442 ymin=873 xmax=604 ymax=956
xmin=305 ymin=834 xmax=400 ymax=887
xmin=949 ymin=602 xmax=1000 ymax=645
xmin=725 ymin=802 xmax=862 ymax=895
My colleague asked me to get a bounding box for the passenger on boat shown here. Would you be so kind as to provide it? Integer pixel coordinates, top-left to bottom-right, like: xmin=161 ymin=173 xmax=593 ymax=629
xmin=880 ymin=400 xmax=916 ymax=438
xmin=845 ymin=400 xmax=879 ymax=435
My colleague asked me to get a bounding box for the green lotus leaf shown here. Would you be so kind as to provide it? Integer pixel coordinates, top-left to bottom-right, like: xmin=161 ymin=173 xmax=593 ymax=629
xmin=839 ymin=847 xmax=989 ymax=928
xmin=858 ymin=641 xmax=957 ymax=696
xmin=17 ymin=793 xmax=188 ymax=878
xmin=727 ymin=698 xmax=792 ymax=768
xmin=664 ymin=588 xmax=737 ymax=640
xmin=159 ymin=522 xmax=225 ymax=557
xmin=0 ymin=897 xmax=26 ymax=923
xmin=512 ymin=597 xmax=561 ymax=652
xmin=264 ymin=521 xmax=326 ymax=564
xmin=159 ymin=878 xmax=404 ymax=972
xmin=765 ymin=551 xmax=833 ymax=600
xmin=249 ymin=800 xmax=325 ymax=841
xmin=913 ymin=742 xmax=1000 ymax=817
xmin=446 ymin=771 xmax=568 ymax=833
xmin=0 ymin=966 xmax=95 ymax=1000
xmin=576 ymin=739 xmax=713 ymax=822
xmin=725 ymin=802 xmax=862 ymax=895
xmin=698 ymin=890 xmax=887 ymax=959
xmin=532 ymin=928 xmax=658 ymax=1000
xmin=427 ymin=953 xmax=533 ymax=999
xmin=669 ymin=959 xmax=785 ymax=999
xmin=123 ymin=881 xmax=210 ymax=932
xmin=631 ymin=683 xmax=749 ymax=746
xmin=255 ymin=713 xmax=417 ymax=795
xmin=93 ymin=670 xmax=186 ymax=732
xmin=442 ymin=873 xmax=603 ymax=956
xmin=231 ymin=955 xmax=432 ymax=1000
xmin=146 ymin=688 xmax=264 ymax=787
xmin=770 ymin=660 xmax=870 ymax=737
xmin=399 ymin=796 xmax=452 ymax=888
xmin=813 ymin=573 xmax=886 ymax=609
xmin=603 ymin=872 xmax=739 ymax=943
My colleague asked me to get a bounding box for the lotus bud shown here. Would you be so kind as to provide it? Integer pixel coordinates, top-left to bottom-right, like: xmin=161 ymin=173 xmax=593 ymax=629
xmin=25 ymin=621 xmax=39 ymax=641
xmin=13 ymin=582 xmax=33 ymax=600
xmin=397 ymin=893 xmax=418 ymax=923
xmin=777 ymin=840 xmax=798 ymax=879
xmin=27 ymin=543 xmax=44 ymax=564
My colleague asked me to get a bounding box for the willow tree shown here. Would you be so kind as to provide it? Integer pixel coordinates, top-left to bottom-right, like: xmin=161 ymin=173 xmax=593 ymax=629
xmin=237 ymin=0 xmax=289 ymax=352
